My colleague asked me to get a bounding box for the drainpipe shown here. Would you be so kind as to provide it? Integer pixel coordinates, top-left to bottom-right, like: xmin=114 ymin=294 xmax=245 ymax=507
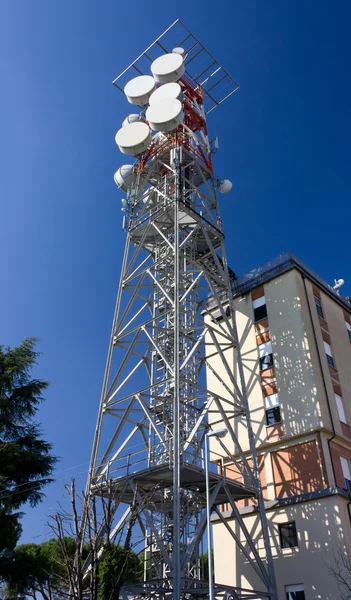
xmin=301 ymin=274 xmax=337 ymax=488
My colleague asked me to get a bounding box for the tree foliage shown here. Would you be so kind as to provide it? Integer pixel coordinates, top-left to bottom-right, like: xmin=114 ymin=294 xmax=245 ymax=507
xmin=3 ymin=537 xmax=81 ymax=599
xmin=0 ymin=338 xmax=57 ymax=562
xmin=98 ymin=543 xmax=141 ymax=600
xmin=2 ymin=479 xmax=143 ymax=599
xmin=3 ymin=541 xmax=58 ymax=600
xmin=2 ymin=538 xmax=141 ymax=600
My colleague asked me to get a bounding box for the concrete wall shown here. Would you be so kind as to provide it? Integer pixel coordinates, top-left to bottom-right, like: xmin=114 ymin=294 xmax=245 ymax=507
xmin=205 ymin=268 xmax=329 ymax=458
xmin=213 ymin=494 xmax=351 ymax=600
xmin=266 ymin=270 xmax=328 ymax=436
xmin=271 ymin=438 xmax=325 ymax=498
xmin=302 ymin=276 xmax=351 ymax=486
xmin=320 ymin=287 xmax=351 ymax=406
xmin=205 ymin=292 xmax=263 ymax=456
xmin=310 ymin=280 xmax=351 ymax=436
xmin=206 ymin=266 xmax=351 ymax=599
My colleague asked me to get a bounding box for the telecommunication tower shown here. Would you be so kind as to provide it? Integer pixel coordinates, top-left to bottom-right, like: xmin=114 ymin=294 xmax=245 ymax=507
xmin=86 ymin=20 xmax=278 ymax=600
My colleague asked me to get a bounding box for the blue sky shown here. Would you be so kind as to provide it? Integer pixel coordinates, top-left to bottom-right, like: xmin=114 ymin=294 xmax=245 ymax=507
xmin=0 ymin=1 xmax=350 ymax=543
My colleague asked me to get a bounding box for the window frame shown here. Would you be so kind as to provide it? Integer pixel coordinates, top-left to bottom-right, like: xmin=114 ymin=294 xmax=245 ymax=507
xmin=340 ymin=456 xmax=351 ymax=491
xmin=265 ymin=406 xmax=281 ymax=426
xmin=254 ymin=303 xmax=268 ymax=323
xmin=314 ymin=295 xmax=324 ymax=319
xmin=279 ymin=521 xmax=298 ymax=549
xmin=264 ymin=392 xmax=279 ymax=409
xmin=253 ymin=296 xmax=265 ymax=308
xmin=346 ymin=321 xmax=351 ymax=342
xmin=326 ymin=353 xmax=335 ymax=368
xmin=335 ymin=394 xmax=347 ymax=424
xmin=260 ymin=353 xmax=274 ymax=371
xmin=253 ymin=295 xmax=268 ymax=323
xmin=285 ymin=583 xmax=305 ymax=600
xmin=258 ymin=341 xmax=274 ymax=371
xmin=324 ymin=341 xmax=336 ymax=368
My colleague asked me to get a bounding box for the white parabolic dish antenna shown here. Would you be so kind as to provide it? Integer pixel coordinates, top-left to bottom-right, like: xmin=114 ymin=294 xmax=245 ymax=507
xmin=146 ymin=98 xmax=184 ymax=133
xmin=149 ymin=82 xmax=182 ymax=106
xmin=172 ymin=47 xmax=185 ymax=56
xmin=114 ymin=164 xmax=136 ymax=191
xmin=115 ymin=122 xmax=152 ymax=156
xmin=219 ymin=179 xmax=233 ymax=194
xmin=124 ymin=75 xmax=156 ymax=105
xmin=151 ymin=53 xmax=185 ymax=84
xmin=122 ymin=114 xmax=143 ymax=127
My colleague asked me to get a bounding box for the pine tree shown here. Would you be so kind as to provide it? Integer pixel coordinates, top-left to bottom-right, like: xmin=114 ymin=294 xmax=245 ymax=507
xmin=0 ymin=338 xmax=57 ymax=561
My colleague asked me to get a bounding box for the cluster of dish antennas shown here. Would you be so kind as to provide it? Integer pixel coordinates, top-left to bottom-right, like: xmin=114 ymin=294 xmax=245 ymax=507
xmin=114 ymin=48 xmax=185 ymax=198
xmin=114 ymin=47 xmax=232 ymax=201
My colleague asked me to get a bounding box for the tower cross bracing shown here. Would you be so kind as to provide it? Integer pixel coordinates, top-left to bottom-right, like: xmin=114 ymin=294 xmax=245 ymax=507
xmin=85 ymin=19 xmax=278 ymax=600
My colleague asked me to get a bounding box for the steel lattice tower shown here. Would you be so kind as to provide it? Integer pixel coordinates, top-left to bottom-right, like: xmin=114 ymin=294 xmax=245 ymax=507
xmin=85 ymin=20 xmax=278 ymax=600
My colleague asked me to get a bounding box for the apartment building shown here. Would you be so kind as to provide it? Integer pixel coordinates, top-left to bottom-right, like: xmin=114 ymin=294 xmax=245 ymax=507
xmin=206 ymin=252 xmax=351 ymax=600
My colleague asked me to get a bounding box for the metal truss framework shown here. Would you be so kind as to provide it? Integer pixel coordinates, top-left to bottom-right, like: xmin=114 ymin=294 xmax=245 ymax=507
xmin=85 ymin=20 xmax=278 ymax=600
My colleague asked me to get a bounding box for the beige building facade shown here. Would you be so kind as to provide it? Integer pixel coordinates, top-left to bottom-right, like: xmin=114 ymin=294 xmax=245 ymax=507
xmin=206 ymin=253 xmax=351 ymax=600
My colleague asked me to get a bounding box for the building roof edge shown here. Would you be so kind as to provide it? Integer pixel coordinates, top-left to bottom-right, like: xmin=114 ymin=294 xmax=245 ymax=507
xmin=206 ymin=252 xmax=351 ymax=314
xmin=211 ymin=487 xmax=351 ymax=522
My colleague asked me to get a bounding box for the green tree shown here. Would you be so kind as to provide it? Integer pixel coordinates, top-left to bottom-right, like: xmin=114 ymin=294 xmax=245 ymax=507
xmin=2 ymin=539 xmax=141 ymax=600
xmin=201 ymin=550 xmax=213 ymax=581
xmin=3 ymin=542 xmax=56 ymax=600
xmin=3 ymin=538 xmax=77 ymax=599
xmin=0 ymin=338 xmax=57 ymax=564
xmin=98 ymin=543 xmax=141 ymax=600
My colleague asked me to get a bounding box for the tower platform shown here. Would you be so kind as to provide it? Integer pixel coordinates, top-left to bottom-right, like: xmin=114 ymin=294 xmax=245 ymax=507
xmin=92 ymin=462 xmax=256 ymax=508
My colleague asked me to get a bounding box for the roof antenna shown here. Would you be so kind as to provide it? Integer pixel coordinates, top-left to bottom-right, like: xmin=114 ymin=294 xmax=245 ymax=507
xmin=333 ymin=278 xmax=345 ymax=293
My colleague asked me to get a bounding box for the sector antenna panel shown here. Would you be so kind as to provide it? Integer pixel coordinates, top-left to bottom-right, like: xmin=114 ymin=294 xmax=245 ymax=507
xmin=112 ymin=19 xmax=239 ymax=114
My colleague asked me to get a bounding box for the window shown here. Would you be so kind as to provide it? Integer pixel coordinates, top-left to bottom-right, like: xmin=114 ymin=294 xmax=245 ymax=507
xmin=285 ymin=584 xmax=305 ymax=600
xmin=346 ymin=321 xmax=351 ymax=342
xmin=336 ymin=394 xmax=347 ymax=424
xmin=265 ymin=393 xmax=281 ymax=425
xmin=253 ymin=296 xmax=267 ymax=322
xmin=340 ymin=456 xmax=351 ymax=491
xmin=211 ymin=305 xmax=231 ymax=323
xmin=324 ymin=341 xmax=335 ymax=368
xmin=279 ymin=521 xmax=298 ymax=548
xmin=314 ymin=295 xmax=324 ymax=319
xmin=266 ymin=407 xmax=281 ymax=425
xmin=259 ymin=341 xmax=274 ymax=370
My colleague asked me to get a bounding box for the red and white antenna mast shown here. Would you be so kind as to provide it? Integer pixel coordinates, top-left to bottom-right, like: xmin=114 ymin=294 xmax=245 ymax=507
xmin=85 ymin=19 xmax=278 ymax=600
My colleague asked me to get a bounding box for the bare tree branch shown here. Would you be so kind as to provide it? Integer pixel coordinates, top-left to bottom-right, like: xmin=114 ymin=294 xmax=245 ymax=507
xmin=327 ymin=544 xmax=351 ymax=600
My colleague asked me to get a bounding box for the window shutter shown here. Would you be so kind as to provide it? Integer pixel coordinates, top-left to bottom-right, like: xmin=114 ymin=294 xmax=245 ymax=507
xmin=253 ymin=296 xmax=266 ymax=309
xmin=324 ymin=341 xmax=332 ymax=357
xmin=335 ymin=394 xmax=347 ymax=423
xmin=340 ymin=456 xmax=351 ymax=480
xmin=265 ymin=393 xmax=279 ymax=409
xmin=286 ymin=584 xmax=304 ymax=592
xmin=259 ymin=341 xmax=272 ymax=357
